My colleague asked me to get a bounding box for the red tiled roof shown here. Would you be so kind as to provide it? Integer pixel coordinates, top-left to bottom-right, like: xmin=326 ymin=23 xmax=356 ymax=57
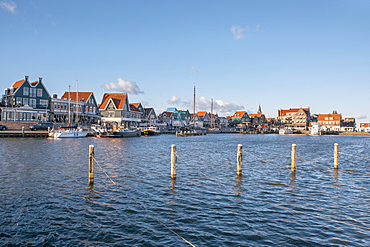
xmin=99 ymin=93 xmax=127 ymax=110
xmin=232 ymin=111 xmax=247 ymax=118
xmin=61 ymin=92 xmax=93 ymax=103
xmin=131 ymin=103 xmax=141 ymax=108
xmin=249 ymin=113 xmax=262 ymax=118
xmin=11 ymin=79 xmax=25 ymax=88
xmin=317 ymin=113 xmax=342 ymax=121
xmin=197 ymin=111 xmax=207 ymax=117
xmin=279 ymin=108 xmax=309 ymax=116
xmin=30 ymin=81 xmax=38 ymax=86
xmin=130 ymin=104 xmax=141 ymax=112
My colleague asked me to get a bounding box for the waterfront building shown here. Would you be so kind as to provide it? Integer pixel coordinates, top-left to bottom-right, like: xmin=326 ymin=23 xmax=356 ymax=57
xmin=50 ymin=92 xmax=100 ymax=125
xmin=158 ymin=108 xmax=191 ymax=128
xmin=143 ymin=108 xmax=158 ymax=127
xmin=317 ymin=112 xmax=342 ymax=131
xmin=359 ymin=123 xmax=370 ymax=132
xmin=341 ymin=118 xmax=356 ymax=132
xmin=99 ymin=93 xmax=141 ymax=128
xmin=277 ymin=107 xmax=310 ymax=130
xmin=230 ymin=111 xmax=251 ymax=131
xmin=131 ymin=103 xmax=146 ymax=119
xmin=1 ymin=76 xmax=51 ymax=121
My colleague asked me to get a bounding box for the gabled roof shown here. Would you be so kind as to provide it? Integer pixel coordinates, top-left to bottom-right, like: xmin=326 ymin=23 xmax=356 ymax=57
xmin=232 ymin=111 xmax=247 ymax=118
xmin=99 ymin=93 xmax=127 ymax=110
xmin=11 ymin=79 xmax=25 ymax=88
xmin=61 ymin=92 xmax=93 ymax=103
xmin=30 ymin=81 xmax=38 ymax=86
xmin=249 ymin=113 xmax=263 ymax=118
xmin=279 ymin=108 xmax=310 ymax=116
xmin=129 ymin=104 xmax=141 ymax=112
xmin=131 ymin=103 xmax=141 ymax=108
xmin=197 ymin=111 xmax=207 ymax=117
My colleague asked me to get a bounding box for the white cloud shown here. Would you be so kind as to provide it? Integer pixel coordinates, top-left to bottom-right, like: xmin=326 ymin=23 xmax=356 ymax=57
xmin=188 ymin=66 xmax=199 ymax=73
xmin=355 ymin=115 xmax=367 ymax=120
xmin=168 ymin=95 xmax=182 ymax=105
xmin=103 ymin=78 xmax=144 ymax=95
xmin=0 ymin=0 xmax=16 ymax=14
xmin=231 ymin=25 xmax=249 ymax=40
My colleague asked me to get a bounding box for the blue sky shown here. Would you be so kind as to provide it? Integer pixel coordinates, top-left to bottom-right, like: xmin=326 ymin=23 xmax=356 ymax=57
xmin=1 ymin=0 xmax=370 ymax=122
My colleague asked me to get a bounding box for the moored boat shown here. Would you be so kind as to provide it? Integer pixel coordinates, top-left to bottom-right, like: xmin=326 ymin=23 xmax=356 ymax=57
xmin=50 ymin=126 xmax=88 ymax=138
xmin=142 ymin=126 xmax=160 ymax=136
xmin=279 ymin=128 xmax=293 ymax=135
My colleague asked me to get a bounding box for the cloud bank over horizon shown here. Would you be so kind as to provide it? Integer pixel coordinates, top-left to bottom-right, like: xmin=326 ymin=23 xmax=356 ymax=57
xmin=103 ymin=78 xmax=144 ymax=95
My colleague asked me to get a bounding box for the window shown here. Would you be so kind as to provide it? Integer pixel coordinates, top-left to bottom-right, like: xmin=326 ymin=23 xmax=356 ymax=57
xmin=16 ymin=97 xmax=22 ymax=105
xmin=108 ymin=111 xmax=115 ymax=117
xmin=30 ymin=88 xmax=37 ymax=97
xmin=23 ymin=87 xmax=29 ymax=96
xmin=40 ymin=99 xmax=48 ymax=107
xmin=23 ymin=98 xmax=29 ymax=106
xmin=37 ymin=88 xmax=43 ymax=97
xmin=30 ymin=98 xmax=36 ymax=108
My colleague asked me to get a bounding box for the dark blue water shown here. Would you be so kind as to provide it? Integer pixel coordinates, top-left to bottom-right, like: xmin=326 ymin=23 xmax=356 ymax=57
xmin=1 ymin=134 xmax=369 ymax=246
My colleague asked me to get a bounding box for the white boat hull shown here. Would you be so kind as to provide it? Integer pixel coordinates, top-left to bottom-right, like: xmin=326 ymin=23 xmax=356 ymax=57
xmin=53 ymin=130 xmax=88 ymax=138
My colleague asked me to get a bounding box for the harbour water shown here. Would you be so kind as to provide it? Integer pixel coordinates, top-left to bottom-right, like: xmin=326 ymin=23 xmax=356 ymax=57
xmin=1 ymin=134 xmax=369 ymax=246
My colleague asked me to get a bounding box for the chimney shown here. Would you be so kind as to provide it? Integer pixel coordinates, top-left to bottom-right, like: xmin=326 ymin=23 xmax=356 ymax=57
xmin=53 ymin=94 xmax=58 ymax=98
xmin=25 ymin=75 xmax=29 ymax=82
xmin=38 ymin=77 xmax=42 ymax=83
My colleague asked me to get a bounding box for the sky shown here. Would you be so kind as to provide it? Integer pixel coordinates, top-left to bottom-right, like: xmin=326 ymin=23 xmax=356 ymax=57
xmin=1 ymin=0 xmax=370 ymax=122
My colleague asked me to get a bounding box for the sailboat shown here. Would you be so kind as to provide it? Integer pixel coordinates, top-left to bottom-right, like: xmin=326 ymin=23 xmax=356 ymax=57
xmin=50 ymin=83 xmax=88 ymax=138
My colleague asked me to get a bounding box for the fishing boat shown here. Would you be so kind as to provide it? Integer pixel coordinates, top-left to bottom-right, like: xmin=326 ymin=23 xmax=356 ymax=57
xmin=142 ymin=126 xmax=160 ymax=136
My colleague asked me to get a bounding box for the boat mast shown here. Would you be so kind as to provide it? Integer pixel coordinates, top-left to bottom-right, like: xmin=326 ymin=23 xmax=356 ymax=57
xmin=76 ymin=80 xmax=78 ymax=125
xmin=68 ymin=85 xmax=71 ymax=125
xmin=210 ymin=97 xmax=214 ymax=128
xmin=193 ymin=84 xmax=196 ymax=126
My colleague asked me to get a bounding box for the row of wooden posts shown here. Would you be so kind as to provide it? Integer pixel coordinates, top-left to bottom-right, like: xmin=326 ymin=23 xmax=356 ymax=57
xmin=87 ymin=143 xmax=340 ymax=185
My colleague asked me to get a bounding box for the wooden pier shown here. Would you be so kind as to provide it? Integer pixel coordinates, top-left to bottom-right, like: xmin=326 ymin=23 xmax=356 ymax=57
xmin=0 ymin=130 xmax=49 ymax=138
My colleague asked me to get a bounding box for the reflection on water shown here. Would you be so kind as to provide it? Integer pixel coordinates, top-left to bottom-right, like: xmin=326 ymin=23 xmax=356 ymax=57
xmin=0 ymin=134 xmax=370 ymax=246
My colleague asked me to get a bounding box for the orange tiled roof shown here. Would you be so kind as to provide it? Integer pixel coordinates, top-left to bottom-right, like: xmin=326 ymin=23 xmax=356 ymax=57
xmin=30 ymin=81 xmax=38 ymax=86
xmin=232 ymin=111 xmax=247 ymax=117
xmin=279 ymin=108 xmax=309 ymax=116
xmin=317 ymin=113 xmax=342 ymax=121
xmin=11 ymin=79 xmax=25 ymax=88
xmin=99 ymin=93 xmax=127 ymax=110
xmin=197 ymin=111 xmax=207 ymax=117
xmin=129 ymin=104 xmax=141 ymax=112
xmin=61 ymin=92 xmax=93 ymax=103
xmin=131 ymin=103 xmax=141 ymax=108
xmin=249 ymin=113 xmax=262 ymax=118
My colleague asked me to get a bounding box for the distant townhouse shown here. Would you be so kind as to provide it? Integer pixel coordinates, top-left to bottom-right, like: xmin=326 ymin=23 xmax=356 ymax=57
xmin=143 ymin=108 xmax=158 ymax=127
xmin=99 ymin=93 xmax=141 ymax=128
xmin=196 ymin=111 xmax=210 ymax=127
xmin=230 ymin=111 xmax=250 ymax=130
xmin=317 ymin=113 xmax=342 ymax=131
xmin=359 ymin=123 xmax=370 ymax=132
xmin=131 ymin=103 xmax=146 ymax=119
xmin=341 ymin=118 xmax=356 ymax=132
xmin=158 ymin=108 xmax=191 ymax=127
xmin=50 ymin=91 xmax=100 ymax=125
xmin=277 ymin=107 xmax=310 ymax=130
xmin=1 ymin=76 xmax=51 ymax=121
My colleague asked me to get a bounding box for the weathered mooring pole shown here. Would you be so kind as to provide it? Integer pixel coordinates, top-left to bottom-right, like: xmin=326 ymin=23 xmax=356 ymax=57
xmin=236 ymin=144 xmax=243 ymax=176
xmin=334 ymin=143 xmax=339 ymax=169
xmin=171 ymin=144 xmax=177 ymax=179
xmin=88 ymin=145 xmax=95 ymax=186
xmin=291 ymin=144 xmax=297 ymax=172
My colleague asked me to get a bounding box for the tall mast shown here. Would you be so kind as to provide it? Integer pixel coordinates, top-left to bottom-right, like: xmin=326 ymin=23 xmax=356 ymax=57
xmin=193 ymin=84 xmax=196 ymax=125
xmin=68 ymin=85 xmax=71 ymax=125
xmin=210 ymin=97 xmax=214 ymax=128
xmin=76 ymin=80 xmax=78 ymax=125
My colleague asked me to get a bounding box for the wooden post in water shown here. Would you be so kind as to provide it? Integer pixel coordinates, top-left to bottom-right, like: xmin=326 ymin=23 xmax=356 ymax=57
xmin=334 ymin=143 xmax=339 ymax=169
xmin=88 ymin=145 xmax=95 ymax=186
xmin=237 ymin=144 xmax=243 ymax=176
xmin=22 ymin=126 xmax=24 ymax=137
xmin=171 ymin=144 xmax=176 ymax=179
xmin=291 ymin=144 xmax=297 ymax=172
